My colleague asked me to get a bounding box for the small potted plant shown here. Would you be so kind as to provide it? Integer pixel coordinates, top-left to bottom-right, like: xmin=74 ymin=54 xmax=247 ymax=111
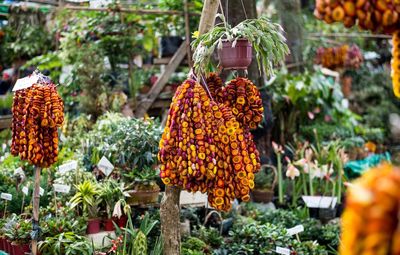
xmin=252 ymin=165 xmax=277 ymax=203
xmin=70 ymin=180 xmax=101 ymax=234
xmin=6 ymin=218 xmax=31 ymax=255
xmin=192 ymin=15 xmax=289 ymax=75
xmin=98 ymin=179 xmax=130 ymax=231
xmin=124 ymin=167 xmax=160 ymax=206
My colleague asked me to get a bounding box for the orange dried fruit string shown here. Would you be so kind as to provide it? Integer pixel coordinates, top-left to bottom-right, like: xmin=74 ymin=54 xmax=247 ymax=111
xmin=11 ymin=82 xmax=64 ymax=167
xmin=391 ymin=30 xmax=400 ymax=98
xmin=339 ymin=164 xmax=400 ymax=255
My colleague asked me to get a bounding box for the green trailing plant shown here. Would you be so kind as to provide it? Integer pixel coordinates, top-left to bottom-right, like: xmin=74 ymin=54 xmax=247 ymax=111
xmin=38 ymin=232 xmax=94 ymax=255
xmin=191 ymin=15 xmax=289 ymax=76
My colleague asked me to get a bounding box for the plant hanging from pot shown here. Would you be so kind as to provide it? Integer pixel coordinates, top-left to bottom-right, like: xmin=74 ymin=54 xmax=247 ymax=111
xmin=191 ymin=14 xmax=289 ymax=76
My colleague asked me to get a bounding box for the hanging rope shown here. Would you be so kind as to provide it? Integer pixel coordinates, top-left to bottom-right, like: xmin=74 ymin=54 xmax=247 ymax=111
xmin=240 ymin=0 xmax=247 ymax=20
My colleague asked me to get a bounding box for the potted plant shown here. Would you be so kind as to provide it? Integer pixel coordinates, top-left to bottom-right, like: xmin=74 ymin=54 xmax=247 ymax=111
xmin=5 ymin=218 xmax=31 ymax=255
xmin=252 ymin=165 xmax=277 ymax=203
xmin=69 ymin=180 xmax=101 ymax=234
xmin=38 ymin=232 xmax=93 ymax=255
xmin=98 ymin=179 xmax=130 ymax=231
xmin=124 ymin=167 xmax=160 ymax=206
xmin=0 ymin=218 xmax=5 ymax=251
xmin=191 ymin=15 xmax=289 ymax=75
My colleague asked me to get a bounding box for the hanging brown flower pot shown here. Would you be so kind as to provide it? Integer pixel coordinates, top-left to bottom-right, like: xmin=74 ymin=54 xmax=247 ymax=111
xmin=218 ymin=39 xmax=253 ymax=70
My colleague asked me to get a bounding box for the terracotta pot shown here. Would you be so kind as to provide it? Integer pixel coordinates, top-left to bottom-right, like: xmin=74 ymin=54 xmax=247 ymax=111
xmin=87 ymin=218 xmax=101 ymax=234
xmin=118 ymin=215 xmax=128 ymax=228
xmin=252 ymin=189 xmax=274 ymax=203
xmin=103 ymin=218 xmax=116 ymax=231
xmin=218 ymin=39 xmax=253 ymax=70
xmin=6 ymin=239 xmax=12 ymax=253
xmin=127 ymin=185 xmax=160 ymax=206
xmin=0 ymin=237 xmax=4 ymax=251
xmin=12 ymin=242 xmax=29 ymax=255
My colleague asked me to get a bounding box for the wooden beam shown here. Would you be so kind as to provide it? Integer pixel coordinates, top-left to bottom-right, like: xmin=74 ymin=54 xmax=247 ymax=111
xmin=135 ymin=42 xmax=187 ymax=117
xmin=198 ymin=0 xmax=219 ymax=35
xmin=64 ymin=5 xmax=201 ymax=15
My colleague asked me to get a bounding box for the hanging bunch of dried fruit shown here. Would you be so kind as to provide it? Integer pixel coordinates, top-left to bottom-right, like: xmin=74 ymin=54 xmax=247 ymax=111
xmin=11 ymin=82 xmax=64 ymax=167
xmin=392 ymin=30 xmax=400 ymax=97
xmin=339 ymin=164 xmax=400 ymax=255
xmin=315 ymin=44 xmax=363 ymax=69
xmin=218 ymin=77 xmax=264 ymax=130
xmin=159 ymin=77 xmax=261 ymax=211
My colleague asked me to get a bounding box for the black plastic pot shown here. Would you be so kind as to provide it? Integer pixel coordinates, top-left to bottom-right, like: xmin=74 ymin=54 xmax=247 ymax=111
xmin=160 ymin=36 xmax=184 ymax=58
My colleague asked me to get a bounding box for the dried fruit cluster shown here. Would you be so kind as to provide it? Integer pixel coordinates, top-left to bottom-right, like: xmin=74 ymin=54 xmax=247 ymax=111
xmin=315 ymin=44 xmax=363 ymax=69
xmin=207 ymin=74 xmax=264 ymax=130
xmin=159 ymin=77 xmax=261 ymax=211
xmin=340 ymin=164 xmax=400 ymax=255
xmin=392 ymin=30 xmax=400 ymax=97
xmin=11 ymin=83 xmax=64 ymax=167
xmin=315 ymin=0 xmax=400 ymax=33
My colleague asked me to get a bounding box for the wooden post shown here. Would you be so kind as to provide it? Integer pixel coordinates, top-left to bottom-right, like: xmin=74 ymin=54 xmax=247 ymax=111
xmin=31 ymin=167 xmax=41 ymax=255
xmin=160 ymin=1 xmax=219 ymax=254
xmin=184 ymin=0 xmax=192 ymax=67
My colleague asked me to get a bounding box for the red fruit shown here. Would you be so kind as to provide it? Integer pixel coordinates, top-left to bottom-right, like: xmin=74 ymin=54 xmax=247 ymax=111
xmin=357 ymin=9 xmax=366 ymax=20
xmin=376 ymin=0 xmax=388 ymax=12
xmin=343 ymin=16 xmax=356 ymax=28
xmin=383 ymin=10 xmax=399 ymax=26
xmin=374 ymin=10 xmax=382 ymax=23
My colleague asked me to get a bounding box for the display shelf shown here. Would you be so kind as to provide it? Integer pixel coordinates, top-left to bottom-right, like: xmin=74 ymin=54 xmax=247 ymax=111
xmin=0 ymin=115 xmax=11 ymax=129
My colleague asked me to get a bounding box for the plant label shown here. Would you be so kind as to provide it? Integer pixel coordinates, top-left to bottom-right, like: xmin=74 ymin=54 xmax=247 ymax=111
xmin=1 ymin=193 xmax=12 ymax=201
xmin=40 ymin=187 xmax=44 ymax=196
xmin=12 ymin=75 xmax=38 ymax=91
xmin=14 ymin=167 xmax=24 ymax=175
xmin=98 ymin=156 xmax=114 ymax=177
xmin=53 ymin=184 xmax=71 ymax=194
xmin=22 ymin=186 xmax=29 ymax=196
xmin=320 ymin=196 xmax=337 ymax=209
xmin=180 ymin=191 xmax=207 ymax=207
xmin=302 ymin=196 xmax=321 ymax=208
xmin=275 ymin=247 xmax=291 ymax=255
xmin=58 ymin=161 xmax=78 ymax=174
xmin=287 ymin=225 xmax=304 ymax=236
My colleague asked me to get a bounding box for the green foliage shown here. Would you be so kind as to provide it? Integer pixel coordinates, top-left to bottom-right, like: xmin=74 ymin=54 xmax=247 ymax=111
xmin=133 ymin=231 xmax=148 ymax=255
xmin=192 ymin=226 xmax=223 ymax=249
xmin=0 ymin=93 xmax=13 ymax=113
xmin=4 ymin=217 xmax=31 ymax=244
xmin=268 ymin=68 xmax=358 ymax=143
xmin=254 ymin=165 xmax=275 ymax=190
xmin=192 ymin=15 xmax=289 ymax=76
xmin=22 ymin=52 xmax=62 ymax=81
xmin=182 ymin=236 xmax=208 ymax=255
xmin=38 ymin=232 xmax=94 ymax=255
xmin=98 ymin=179 xmax=129 ymax=218
xmin=69 ymin=180 xmax=100 ymax=218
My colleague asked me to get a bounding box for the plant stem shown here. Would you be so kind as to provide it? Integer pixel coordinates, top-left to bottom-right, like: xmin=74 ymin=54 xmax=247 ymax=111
xmin=277 ymin=153 xmax=283 ymax=204
xmin=309 ymin=173 xmax=314 ymax=196
xmin=291 ymin=179 xmax=296 ymax=207
xmin=337 ymin=160 xmax=343 ymax=204
xmin=301 ymin=171 xmax=308 ymax=196
xmin=3 ymin=200 xmax=7 ymax=219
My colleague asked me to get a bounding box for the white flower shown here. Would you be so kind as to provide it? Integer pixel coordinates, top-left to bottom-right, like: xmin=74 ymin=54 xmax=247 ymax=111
xmin=272 ymin=141 xmax=284 ymax=154
xmin=286 ymin=164 xmax=300 ymax=180
xmin=113 ymin=200 xmax=122 ymax=219
xmin=294 ymin=158 xmax=307 ymax=167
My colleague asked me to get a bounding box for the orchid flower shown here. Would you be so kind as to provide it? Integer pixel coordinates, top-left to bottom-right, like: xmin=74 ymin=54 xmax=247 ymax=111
xmin=286 ymin=164 xmax=300 ymax=180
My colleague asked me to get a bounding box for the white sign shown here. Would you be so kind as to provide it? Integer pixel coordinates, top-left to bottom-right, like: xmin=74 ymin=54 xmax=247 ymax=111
xmin=12 ymin=75 xmax=38 ymax=91
xmin=98 ymin=156 xmax=114 ymax=177
xmin=53 ymin=184 xmax=71 ymax=194
xmin=302 ymin=196 xmax=337 ymax=209
xmin=276 ymin=247 xmax=291 ymax=255
xmin=287 ymin=225 xmax=304 ymax=236
xmin=40 ymin=187 xmax=44 ymax=196
xmin=22 ymin=186 xmax=29 ymax=196
xmin=58 ymin=161 xmax=78 ymax=174
xmin=90 ymin=0 xmax=112 ymax=8
xmin=180 ymin=191 xmax=207 ymax=206
xmin=1 ymin=193 xmax=12 ymax=201
xmin=14 ymin=167 xmax=24 ymax=175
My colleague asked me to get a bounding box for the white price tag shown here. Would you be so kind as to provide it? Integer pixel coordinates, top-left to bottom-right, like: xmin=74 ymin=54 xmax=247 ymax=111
xmin=22 ymin=186 xmax=29 ymax=196
xmin=287 ymin=225 xmax=304 ymax=236
xmin=53 ymin=184 xmax=71 ymax=194
xmin=98 ymin=156 xmax=114 ymax=177
xmin=302 ymin=196 xmax=337 ymax=209
xmin=1 ymin=193 xmax=12 ymax=201
xmin=180 ymin=191 xmax=207 ymax=207
xmin=58 ymin=161 xmax=78 ymax=174
xmin=12 ymin=75 xmax=38 ymax=91
xmin=14 ymin=167 xmax=24 ymax=175
xmin=276 ymin=247 xmax=291 ymax=255
xmin=40 ymin=187 xmax=44 ymax=196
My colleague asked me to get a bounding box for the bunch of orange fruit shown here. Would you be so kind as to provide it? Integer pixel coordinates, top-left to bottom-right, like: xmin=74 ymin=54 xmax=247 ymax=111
xmin=11 ymin=83 xmax=64 ymax=167
xmin=315 ymin=44 xmax=363 ymax=69
xmin=158 ymin=74 xmax=262 ymax=211
xmin=340 ymin=164 xmax=400 ymax=255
